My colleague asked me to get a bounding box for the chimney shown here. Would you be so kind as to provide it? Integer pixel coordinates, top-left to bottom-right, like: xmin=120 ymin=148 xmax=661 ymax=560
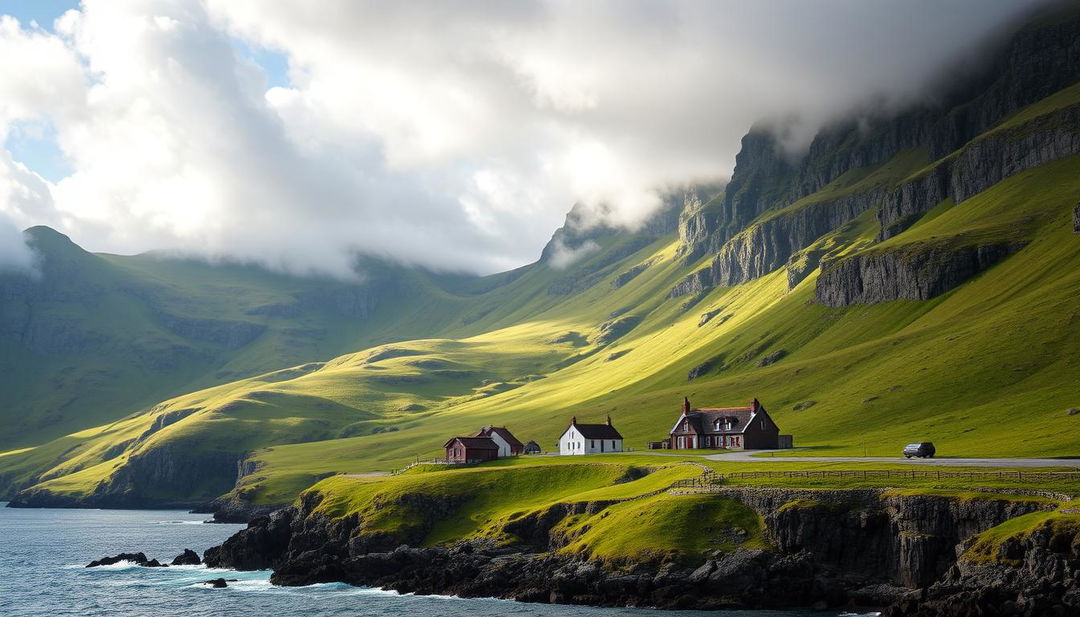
xmin=751 ymin=398 xmax=760 ymax=412
xmin=571 ymin=416 xmax=577 ymax=426
xmin=683 ymin=397 xmax=691 ymax=414
xmin=606 ymin=415 xmax=612 ymax=426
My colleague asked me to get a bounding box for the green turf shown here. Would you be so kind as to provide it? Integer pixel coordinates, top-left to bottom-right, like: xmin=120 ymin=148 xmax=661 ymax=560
xmin=963 ymin=498 xmax=1080 ymax=565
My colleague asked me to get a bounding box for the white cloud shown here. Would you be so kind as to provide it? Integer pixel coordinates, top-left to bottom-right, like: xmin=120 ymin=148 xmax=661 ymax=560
xmin=0 ymin=211 xmax=34 ymax=271
xmin=0 ymin=0 xmax=1049 ymax=276
xmin=547 ymin=237 xmax=600 ymax=270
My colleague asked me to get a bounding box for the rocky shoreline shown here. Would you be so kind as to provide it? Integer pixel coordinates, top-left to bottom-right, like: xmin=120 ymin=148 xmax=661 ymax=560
xmin=176 ymin=488 xmax=1079 ymax=615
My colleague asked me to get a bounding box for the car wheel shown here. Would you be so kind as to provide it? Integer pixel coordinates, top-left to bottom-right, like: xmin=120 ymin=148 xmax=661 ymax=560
xmin=904 ymin=455 xmax=911 ymax=459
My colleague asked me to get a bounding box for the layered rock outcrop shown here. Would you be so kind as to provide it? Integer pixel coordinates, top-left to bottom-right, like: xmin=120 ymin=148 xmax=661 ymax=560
xmin=883 ymin=518 xmax=1080 ymax=617
xmin=814 ymin=242 xmax=1023 ymax=307
xmin=879 ymin=104 xmax=1080 ymax=240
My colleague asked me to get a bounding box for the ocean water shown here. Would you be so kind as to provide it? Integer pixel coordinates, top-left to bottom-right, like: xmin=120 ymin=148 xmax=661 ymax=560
xmin=0 ymin=504 xmax=876 ymax=617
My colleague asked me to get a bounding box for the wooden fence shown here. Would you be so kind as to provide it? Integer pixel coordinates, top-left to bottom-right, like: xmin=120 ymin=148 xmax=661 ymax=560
xmin=669 ymin=469 xmax=1080 ymax=490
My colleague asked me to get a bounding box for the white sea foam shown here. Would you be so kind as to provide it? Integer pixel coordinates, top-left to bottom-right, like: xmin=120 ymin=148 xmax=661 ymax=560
xmin=157 ymin=520 xmax=208 ymax=525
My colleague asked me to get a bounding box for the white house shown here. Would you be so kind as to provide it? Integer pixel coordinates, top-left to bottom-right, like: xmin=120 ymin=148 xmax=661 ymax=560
xmin=558 ymin=416 xmax=624 ymax=455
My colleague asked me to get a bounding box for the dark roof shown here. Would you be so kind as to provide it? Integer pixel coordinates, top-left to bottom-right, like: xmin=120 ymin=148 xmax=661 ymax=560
xmin=443 ymin=436 xmax=499 ymax=450
xmin=573 ymin=422 xmax=623 ymax=440
xmin=523 ymin=440 xmax=541 ymax=452
xmin=674 ymin=407 xmax=756 ymax=435
xmin=475 ymin=426 xmax=523 ymax=448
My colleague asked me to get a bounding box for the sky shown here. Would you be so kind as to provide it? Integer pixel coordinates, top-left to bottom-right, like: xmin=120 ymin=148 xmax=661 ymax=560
xmin=0 ymin=0 xmax=1051 ymax=277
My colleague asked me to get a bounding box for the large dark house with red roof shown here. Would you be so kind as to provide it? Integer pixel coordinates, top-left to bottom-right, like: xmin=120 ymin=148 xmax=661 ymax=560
xmin=667 ymin=397 xmax=792 ymax=450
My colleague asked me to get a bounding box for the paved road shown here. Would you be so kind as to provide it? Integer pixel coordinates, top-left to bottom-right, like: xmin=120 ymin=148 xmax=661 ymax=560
xmin=632 ymin=449 xmax=1080 ymax=468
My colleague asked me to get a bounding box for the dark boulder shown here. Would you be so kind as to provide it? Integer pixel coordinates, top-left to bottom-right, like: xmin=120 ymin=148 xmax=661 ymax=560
xmin=86 ymin=552 xmax=149 ymax=567
xmin=171 ymin=548 xmax=202 ymax=566
xmin=202 ymin=578 xmax=237 ymax=588
xmin=757 ymin=350 xmax=787 ymax=367
xmin=203 ymin=508 xmax=295 ymax=570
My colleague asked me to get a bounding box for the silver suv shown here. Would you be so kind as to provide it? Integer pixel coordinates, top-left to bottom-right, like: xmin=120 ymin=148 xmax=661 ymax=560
xmin=903 ymin=442 xmax=936 ymax=458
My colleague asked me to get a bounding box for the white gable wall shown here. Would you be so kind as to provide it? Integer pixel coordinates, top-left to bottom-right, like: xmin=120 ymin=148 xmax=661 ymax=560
xmin=559 ymin=425 xmax=623 ymax=455
xmin=487 ymin=432 xmax=513 ymax=457
xmin=559 ymin=426 xmax=584 ymax=455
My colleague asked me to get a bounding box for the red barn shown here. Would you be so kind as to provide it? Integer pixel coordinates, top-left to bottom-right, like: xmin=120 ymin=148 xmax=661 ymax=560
xmin=444 ymin=436 xmax=500 ymax=463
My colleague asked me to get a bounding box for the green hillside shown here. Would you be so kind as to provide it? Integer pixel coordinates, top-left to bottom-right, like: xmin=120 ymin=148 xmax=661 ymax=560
xmin=3 ymin=11 xmax=1080 ymax=510
xmin=0 ymin=220 xmax=655 ymax=451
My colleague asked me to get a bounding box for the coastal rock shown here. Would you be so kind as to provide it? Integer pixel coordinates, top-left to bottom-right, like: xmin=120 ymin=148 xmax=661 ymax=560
xmin=195 ymin=486 xmax=1056 ymax=612
xmin=171 ymin=549 xmax=201 ymax=566
xmin=881 ymin=518 xmax=1080 ymax=617
xmin=86 ymin=552 xmax=150 ymax=567
xmin=202 ymin=578 xmax=236 ymax=588
xmin=203 ymin=509 xmax=295 ymax=570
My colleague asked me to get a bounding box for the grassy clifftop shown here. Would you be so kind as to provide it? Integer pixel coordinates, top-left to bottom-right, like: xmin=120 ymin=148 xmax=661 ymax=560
xmin=299 ymin=462 xmax=765 ymax=563
xmin=287 ymin=458 xmax=1075 ymax=564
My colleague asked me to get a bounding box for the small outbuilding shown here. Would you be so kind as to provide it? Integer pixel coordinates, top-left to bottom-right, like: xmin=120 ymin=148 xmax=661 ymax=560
xmin=444 ymin=436 xmax=500 ymax=464
xmin=558 ymin=416 xmax=624 ymax=455
xmin=523 ymin=440 xmax=542 ymax=454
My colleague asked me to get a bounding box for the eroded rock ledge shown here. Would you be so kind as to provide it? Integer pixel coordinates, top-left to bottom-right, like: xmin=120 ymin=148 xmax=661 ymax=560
xmin=814 ymin=242 xmax=1023 ymax=307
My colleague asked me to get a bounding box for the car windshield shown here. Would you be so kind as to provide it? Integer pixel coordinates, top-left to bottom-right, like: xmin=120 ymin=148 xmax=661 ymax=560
xmin=905 ymin=443 xmax=922 ymax=449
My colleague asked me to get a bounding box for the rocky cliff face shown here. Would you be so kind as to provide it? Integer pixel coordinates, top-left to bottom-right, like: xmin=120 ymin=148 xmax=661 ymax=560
xmin=672 ymin=188 xmax=887 ymax=296
xmin=879 ymin=104 xmax=1080 ymax=240
xmin=814 ymin=242 xmax=1023 ymax=307
xmin=884 ymin=517 xmax=1080 ymax=617
xmin=669 ymin=7 xmax=1080 ymax=297
xmin=198 ymin=487 xmax=1054 ymax=611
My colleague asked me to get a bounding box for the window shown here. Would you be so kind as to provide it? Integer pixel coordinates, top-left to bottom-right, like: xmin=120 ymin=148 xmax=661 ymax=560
xmin=591 ymin=440 xmax=595 ymax=448
xmin=611 ymin=440 xmax=615 ymax=449
xmin=682 ymin=420 xmax=688 ymax=431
